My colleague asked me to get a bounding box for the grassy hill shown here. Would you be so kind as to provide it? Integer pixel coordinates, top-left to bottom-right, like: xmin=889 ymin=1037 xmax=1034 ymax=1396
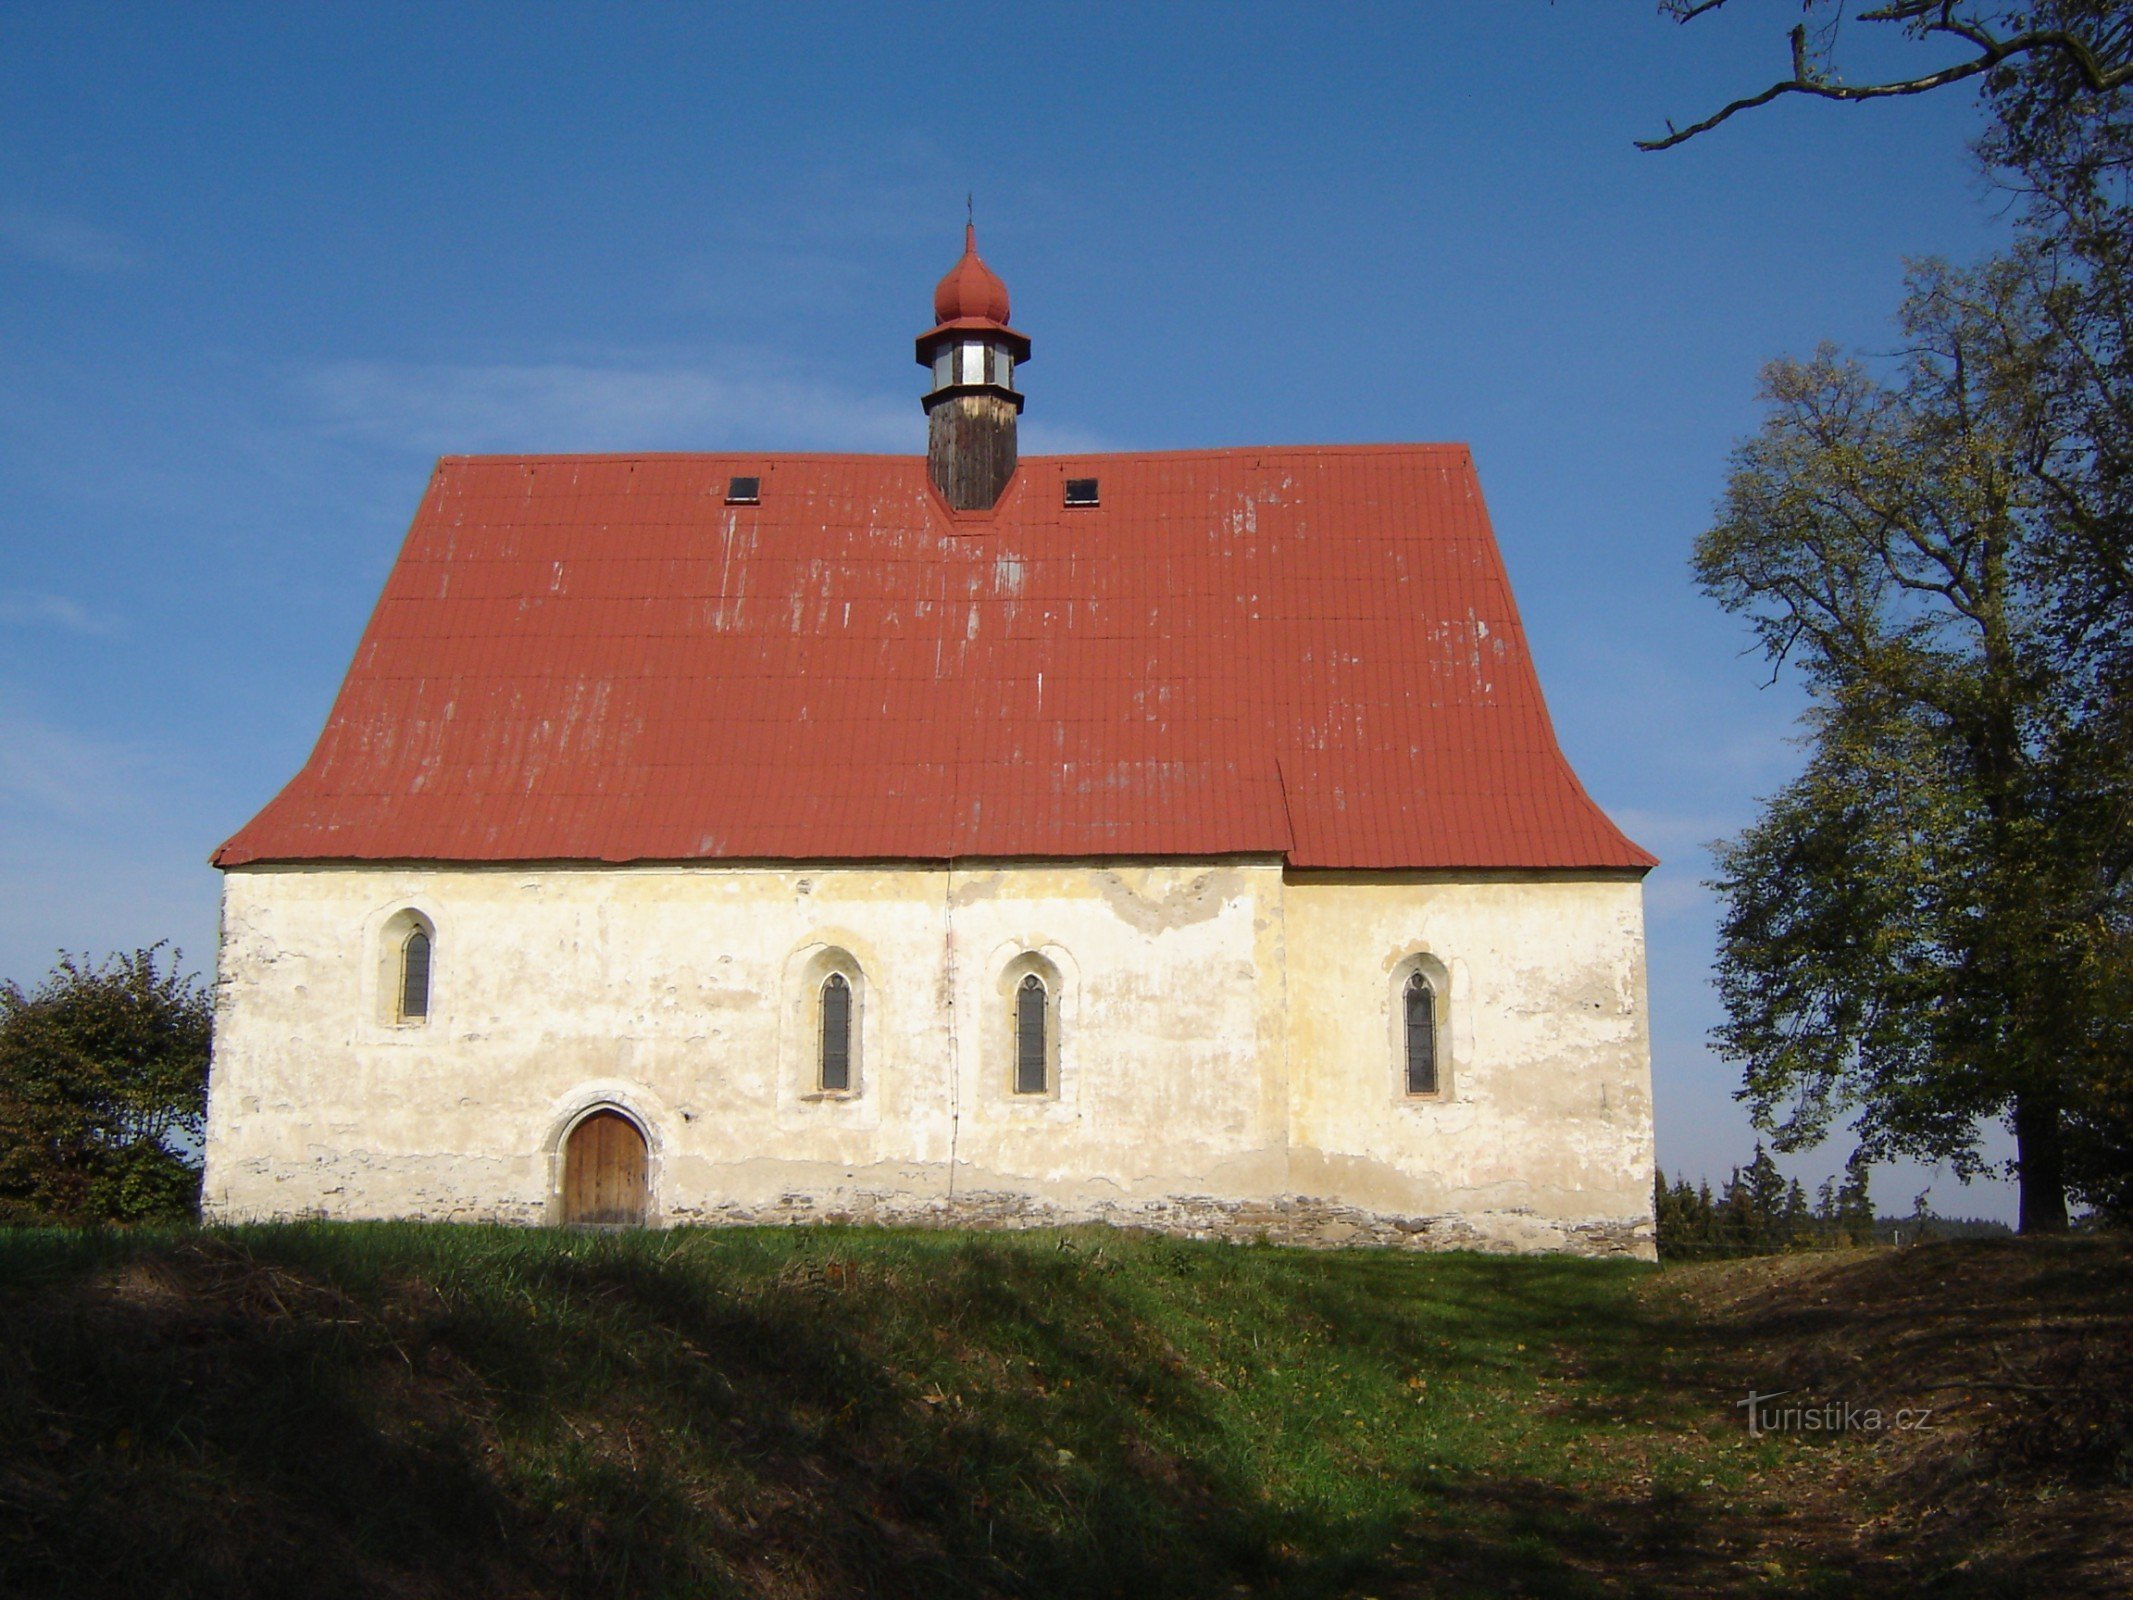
xmin=0 ymin=1224 xmax=2126 ymax=1598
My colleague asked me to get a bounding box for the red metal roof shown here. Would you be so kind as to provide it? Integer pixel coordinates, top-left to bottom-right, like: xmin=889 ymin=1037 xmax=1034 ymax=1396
xmin=214 ymin=446 xmax=1653 ymax=872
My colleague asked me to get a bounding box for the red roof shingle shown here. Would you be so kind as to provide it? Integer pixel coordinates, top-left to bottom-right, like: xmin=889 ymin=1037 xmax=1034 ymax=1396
xmin=214 ymin=446 xmax=1653 ymax=872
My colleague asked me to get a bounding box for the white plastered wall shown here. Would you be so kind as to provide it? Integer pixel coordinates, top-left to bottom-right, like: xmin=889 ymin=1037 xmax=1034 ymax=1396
xmin=202 ymin=859 xmax=1654 ymax=1255
xmin=1282 ymin=872 xmax=1655 ymax=1254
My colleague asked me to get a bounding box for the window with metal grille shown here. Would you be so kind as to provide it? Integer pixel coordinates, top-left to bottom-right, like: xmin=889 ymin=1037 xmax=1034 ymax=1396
xmin=400 ymin=927 xmax=431 ymax=1023
xmin=820 ymin=973 xmax=852 ymax=1092
xmin=725 ymin=475 xmax=760 ymax=504
xmin=1403 ymin=972 xmax=1437 ymax=1096
xmin=1015 ymin=973 xmax=1048 ymax=1094
xmin=1063 ymin=477 xmax=1099 ymax=507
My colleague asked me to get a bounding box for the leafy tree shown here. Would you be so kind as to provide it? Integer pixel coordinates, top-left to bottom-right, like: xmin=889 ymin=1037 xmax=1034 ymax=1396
xmin=1907 ymin=1187 xmax=1943 ymax=1240
xmin=1984 ymin=11 xmax=2133 ymax=1222
xmin=0 ymin=947 xmax=212 ymax=1224
xmin=1696 ymin=255 xmax=2127 ymax=1230
xmin=1644 ymin=4 xmax=2133 ymax=690
xmin=1645 ymin=4 xmax=2133 ymax=1227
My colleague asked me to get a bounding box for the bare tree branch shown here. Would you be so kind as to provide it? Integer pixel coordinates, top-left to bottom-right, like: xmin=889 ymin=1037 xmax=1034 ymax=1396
xmin=1640 ymin=5 xmax=2133 ymax=152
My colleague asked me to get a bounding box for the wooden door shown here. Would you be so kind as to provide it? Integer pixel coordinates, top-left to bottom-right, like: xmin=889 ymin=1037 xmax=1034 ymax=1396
xmin=563 ymin=1111 xmax=648 ymax=1225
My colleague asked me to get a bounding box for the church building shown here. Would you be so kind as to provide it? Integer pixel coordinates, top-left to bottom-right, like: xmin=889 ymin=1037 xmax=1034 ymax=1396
xmin=203 ymin=229 xmax=1659 ymax=1256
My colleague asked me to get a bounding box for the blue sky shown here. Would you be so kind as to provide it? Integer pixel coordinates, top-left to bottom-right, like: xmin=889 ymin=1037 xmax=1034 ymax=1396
xmin=0 ymin=4 xmax=2024 ymax=1218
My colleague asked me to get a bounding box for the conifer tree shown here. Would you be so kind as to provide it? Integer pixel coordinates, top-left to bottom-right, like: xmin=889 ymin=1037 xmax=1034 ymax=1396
xmin=1835 ymin=1149 xmax=1876 ymax=1244
xmin=1744 ymin=1144 xmax=1789 ymax=1247
xmin=1783 ymin=1178 xmax=1813 ymax=1244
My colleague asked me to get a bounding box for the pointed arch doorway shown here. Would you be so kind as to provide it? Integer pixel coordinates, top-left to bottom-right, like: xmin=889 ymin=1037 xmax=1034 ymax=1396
xmin=562 ymin=1110 xmax=649 ymax=1226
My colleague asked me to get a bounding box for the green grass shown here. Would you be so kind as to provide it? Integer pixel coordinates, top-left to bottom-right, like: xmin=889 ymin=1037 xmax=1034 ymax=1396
xmin=0 ymin=1224 xmax=1815 ymax=1598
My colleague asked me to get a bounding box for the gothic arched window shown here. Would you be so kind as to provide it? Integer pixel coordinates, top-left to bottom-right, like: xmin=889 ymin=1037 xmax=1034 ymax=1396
xmin=1403 ymin=971 xmax=1438 ymax=1096
xmin=1015 ymin=973 xmax=1048 ymax=1095
xmin=820 ymin=973 xmax=853 ymax=1093
xmin=399 ymin=925 xmax=432 ymax=1023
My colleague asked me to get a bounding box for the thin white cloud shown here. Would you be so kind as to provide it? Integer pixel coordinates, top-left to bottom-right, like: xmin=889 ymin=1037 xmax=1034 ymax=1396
xmin=1602 ymin=806 xmax=1735 ymax=926
xmin=298 ymin=357 xmax=1114 ymax=462
xmin=0 ymin=695 xmax=149 ymax=819
xmin=0 ymin=697 xmax=214 ymax=985
xmin=0 ymin=847 xmax=217 ymax=986
xmin=301 ymin=359 xmax=927 ymax=456
xmin=0 ymin=207 xmax=139 ymax=273
xmin=0 ymin=592 xmax=119 ymax=636
xmin=1609 ymin=805 xmax=1735 ymax=861
xmin=1642 ymin=872 xmax=1716 ymax=923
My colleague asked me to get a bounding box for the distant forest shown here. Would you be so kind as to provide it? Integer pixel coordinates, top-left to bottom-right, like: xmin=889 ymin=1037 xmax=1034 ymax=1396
xmin=1656 ymin=1143 xmax=2013 ymax=1260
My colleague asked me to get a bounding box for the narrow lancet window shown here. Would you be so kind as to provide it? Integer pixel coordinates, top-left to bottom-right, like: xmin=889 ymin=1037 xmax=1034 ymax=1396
xmin=1403 ymin=972 xmax=1437 ymax=1096
xmin=1015 ymin=973 xmax=1047 ymax=1095
xmin=400 ymin=926 xmax=432 ymax=1023
xmin=820 ymin=973 xmax=852 ymax=1092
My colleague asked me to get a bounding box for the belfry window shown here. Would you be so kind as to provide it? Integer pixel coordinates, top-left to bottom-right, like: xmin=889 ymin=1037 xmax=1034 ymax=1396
xmin=820 ymin=973 xmax=852 ymax=1093
xmin=399 ymin=926 xmax=432 ymax=1023
xmin=1403 ymin=972 xmax=1438 ymax=1096
xmin=1015 ymin=973 xmax=1048 ymax=1095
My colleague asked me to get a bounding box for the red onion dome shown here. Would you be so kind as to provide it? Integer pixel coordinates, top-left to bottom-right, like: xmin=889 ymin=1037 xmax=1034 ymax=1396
xmin=932 ymin=223 xmax=1011 ymax=326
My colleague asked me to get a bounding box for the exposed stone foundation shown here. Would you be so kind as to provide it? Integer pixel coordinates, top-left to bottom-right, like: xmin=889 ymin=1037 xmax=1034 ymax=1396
xmin=215 ymin=1164 xmax=1653 ymax=1260
xmin=666 ymin=1188 xmax=1656 ymax=1261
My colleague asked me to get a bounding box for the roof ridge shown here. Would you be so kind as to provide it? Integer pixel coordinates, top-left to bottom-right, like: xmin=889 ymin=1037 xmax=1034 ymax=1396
xmin=433 ymin=450 xmax=925 ymax=467
xmin=1023 ymin=442 xmax=1473 ymax=463
xmin=433 ymin=442 xmax=1476 ymax=469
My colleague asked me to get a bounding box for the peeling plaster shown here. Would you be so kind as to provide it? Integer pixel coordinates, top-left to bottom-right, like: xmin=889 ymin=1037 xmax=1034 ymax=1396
xmin=1092 ymin=867 xmax=1236 ymax=935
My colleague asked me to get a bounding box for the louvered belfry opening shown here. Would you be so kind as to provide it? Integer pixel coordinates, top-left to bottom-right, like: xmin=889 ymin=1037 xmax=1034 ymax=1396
xmin=917 ymin=223 xmax=1030 ymax=511
xmin=1404 ymin=973 xmax=1438 ymax=1096
xmin=1015 ymin=974 xmax=1048 ymax=1095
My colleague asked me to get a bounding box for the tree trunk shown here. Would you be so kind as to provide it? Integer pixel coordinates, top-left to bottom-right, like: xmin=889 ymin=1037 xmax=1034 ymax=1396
xmin=2014 ymin=1091 xmax=2070 ymax=1233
